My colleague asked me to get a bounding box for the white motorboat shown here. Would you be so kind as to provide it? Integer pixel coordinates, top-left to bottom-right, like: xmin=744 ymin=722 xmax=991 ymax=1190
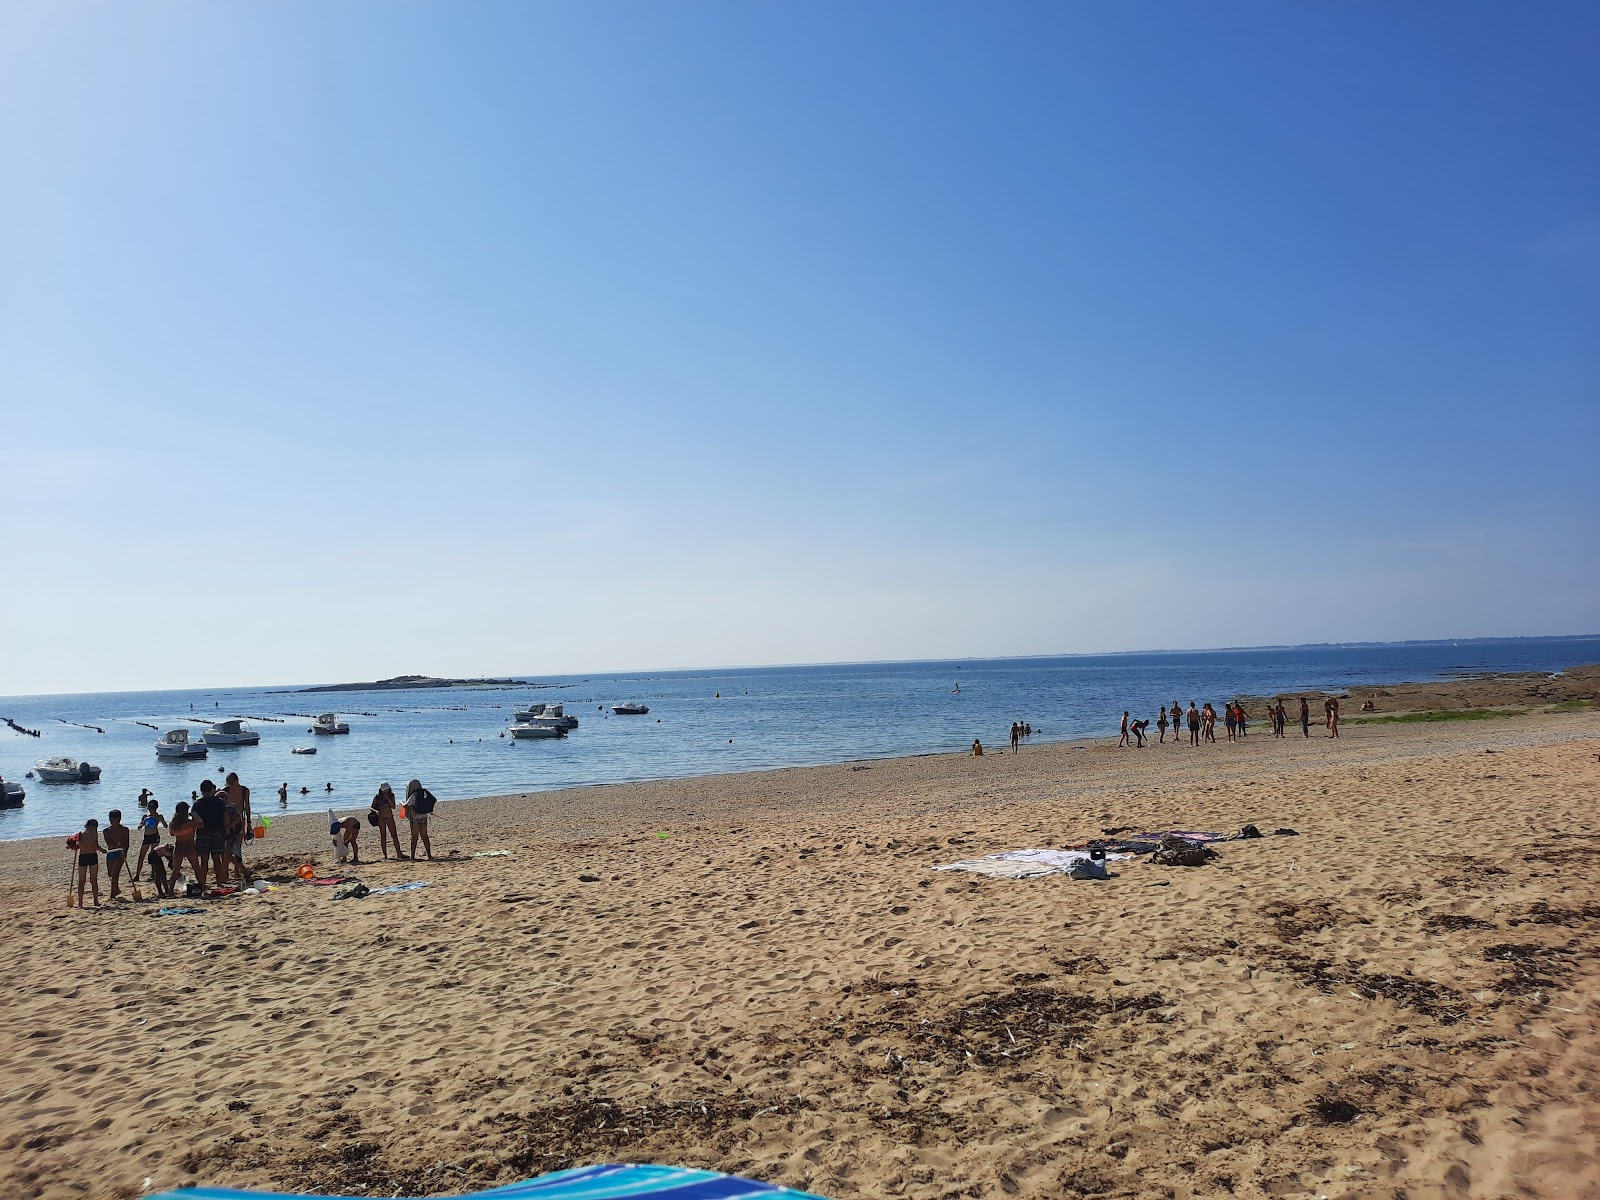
xmin=513 ymin=702 xmax=579 ymax=728
xmin=34 ymin=756 xmax=103 ymax=782
xmin=509 ymin=722 xmax=567 ymax=739
xmin=155 ymin=729 xmax=208 ymax=759
xmin=292 ymin=746 xmax=317 ymax=755
xmin=312 ymin=713 xmax=350 ymax=735
xmin=203 ymin=718 xmax=261 ymax=746
xmin=612 ymin=702 xmax=650 ymax=715
xmin=0 ymin=778 xmax=25 ymax=807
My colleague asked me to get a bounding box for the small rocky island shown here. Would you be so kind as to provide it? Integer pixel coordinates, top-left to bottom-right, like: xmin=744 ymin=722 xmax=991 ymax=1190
xmin=298 ymin=674 xmax=537 ymax=694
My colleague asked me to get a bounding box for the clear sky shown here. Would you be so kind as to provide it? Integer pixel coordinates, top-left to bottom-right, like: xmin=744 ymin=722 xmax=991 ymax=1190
xmin=2 ymin=1 xmax=1597 ymax=695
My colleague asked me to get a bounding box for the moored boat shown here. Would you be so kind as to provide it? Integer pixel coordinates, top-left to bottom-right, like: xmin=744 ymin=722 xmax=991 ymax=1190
xmin=611 ymin=702 xmax=650 ymax=715
xmin=292 ymin=746 xmax=317 ymax=755
xmin=312 ymin=713 xmax=350 ymax=735
xmin=155 ymin=729 xmax=208 ymax=759
xmin=510 ymin=722 xmax=567 ymax=739
xmin=0 ymin=778 xmax=24 ymax=807
xmin=203 ymin=718 xmax=261 ymax=746
xmin=34 ymin=756 xmax=103 ymax=782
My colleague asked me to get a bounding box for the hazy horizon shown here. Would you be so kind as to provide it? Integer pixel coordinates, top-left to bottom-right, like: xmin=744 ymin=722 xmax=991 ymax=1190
xmin=4 ymin=631 xmax=1597 ymax=702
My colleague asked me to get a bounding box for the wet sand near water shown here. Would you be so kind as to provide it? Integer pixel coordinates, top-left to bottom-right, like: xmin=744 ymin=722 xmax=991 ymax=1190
xmin=2 ymin=711 xmax=1599 ymax=1200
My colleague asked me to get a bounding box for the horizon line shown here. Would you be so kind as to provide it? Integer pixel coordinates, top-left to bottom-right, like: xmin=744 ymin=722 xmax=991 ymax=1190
xmin=3 ymin=631 xmax=1596 ymax=703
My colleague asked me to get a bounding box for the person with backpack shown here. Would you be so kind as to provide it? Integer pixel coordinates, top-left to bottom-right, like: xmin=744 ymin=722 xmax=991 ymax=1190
xmin=405 ymin=778 xmax=438 ymax=860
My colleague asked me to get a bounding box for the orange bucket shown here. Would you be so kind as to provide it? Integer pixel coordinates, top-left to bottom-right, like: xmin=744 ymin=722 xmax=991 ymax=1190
xmin=296 ymin=863 xmax=316 ymax=879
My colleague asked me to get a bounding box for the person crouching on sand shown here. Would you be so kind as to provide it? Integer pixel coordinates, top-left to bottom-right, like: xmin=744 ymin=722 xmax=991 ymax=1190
xmin=370 ymin=782 xmax=406 ymax=859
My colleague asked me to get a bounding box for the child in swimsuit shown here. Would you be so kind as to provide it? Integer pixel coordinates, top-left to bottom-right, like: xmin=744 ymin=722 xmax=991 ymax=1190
xmin=76 ymin=818 xmax=104 ymax=909
xmin=135 ymin=799 xmax=167 ymax=881
xmin=104 ymin=809 xmax=131 ymax=900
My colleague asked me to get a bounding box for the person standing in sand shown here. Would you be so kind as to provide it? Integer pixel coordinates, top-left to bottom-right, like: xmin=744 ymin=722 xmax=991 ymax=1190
xmin=134 ymin=797 xmax=166 ymax=882
xmin=1010 ymin=722 xmax=1020 ymax=753
xmin=168 ymin=801 xmax=201 ymax=889
xmin=192 ymin=779 xmax=228 ymax=888
xmin=370 ymin=782 xmax=406 ymax=859
xmin=222 ymin=772 xmax=251 ymax=883
xmin=75 ymin=818 xmax=103 ymax=909
xmin=1328 ymin=696 xmax=1340 ymax=739
xmin=1224 ymin=704 xmax=1237 ymax=742
xmin=1157 ymin=706 xmax=1169 ymax=744
xmin=1202 ymin=704 xmax=1217 ymax=743
xmin=1300 ymin=697 xmax=1311 ymax=737
xmin=1187 ymin=702 xmax=1200 ymax=746
xmin=1119 ymin=711 xmax=1130 ymax=747
xmin=104 ymin=809 xmax=131 ymax=900
xmin=405 ymin=779 xmax=438 ymax=860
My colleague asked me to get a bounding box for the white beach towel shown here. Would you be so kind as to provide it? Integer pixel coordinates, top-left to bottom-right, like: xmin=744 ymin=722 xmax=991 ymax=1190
xmin=932 ymin=848 xmax=1132 ymax=879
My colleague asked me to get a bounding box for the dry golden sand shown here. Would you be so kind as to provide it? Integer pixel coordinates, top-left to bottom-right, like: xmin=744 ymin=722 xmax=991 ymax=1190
xmin=3 ymin=712 xmax=1600 ymax=1200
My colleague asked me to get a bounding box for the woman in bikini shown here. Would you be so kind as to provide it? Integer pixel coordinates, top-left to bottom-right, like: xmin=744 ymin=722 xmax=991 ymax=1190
xmin=76 ymin=818 xmax=104 ymax=909
xmin=168 ymin=801 xmax=202 ymax=889
xmin=370 ymin=782 xmax=406 ymax=860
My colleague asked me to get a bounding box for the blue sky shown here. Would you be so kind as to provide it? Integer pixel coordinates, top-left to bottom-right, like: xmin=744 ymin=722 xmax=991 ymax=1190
xmin=2 ymin=1 xmax=1597 ymax=694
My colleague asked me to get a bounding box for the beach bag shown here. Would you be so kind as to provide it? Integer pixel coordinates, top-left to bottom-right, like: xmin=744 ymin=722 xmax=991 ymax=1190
xmin=1152 ymin=835 xmax=1215 ymax=867
xmin=1068 ymin=857 xmax=1108 ymax=880
xmin=367 ymin=808 xmax=380 ymax=827
xmin=411 ymin=789 xmax=437 ymax=816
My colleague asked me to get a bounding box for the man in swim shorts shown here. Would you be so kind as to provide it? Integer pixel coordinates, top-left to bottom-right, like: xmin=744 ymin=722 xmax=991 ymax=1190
xmin=104 ymin=809 xmax=131 ymax=900
xmin=192 ymin=779 xmax=229 ymax=888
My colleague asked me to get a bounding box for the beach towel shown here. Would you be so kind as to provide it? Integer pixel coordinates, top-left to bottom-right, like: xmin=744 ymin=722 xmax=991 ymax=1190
xmin=933 ymin=848 xmax=1132 ymax=879
xmin=145 ymin=1161 xmax=829 ymax=1199
xmin=1102 ymin=831 xmax=1231 ymax=853
xmin=150 ymin=906 xmax=205 ymax=918
xmin=302 ymin=877 xmax=354 ymax=886
xmin=367 ymin=881 xmax=432 ymax=895
xmin=470 ymin=849 xmax=512 ymax=858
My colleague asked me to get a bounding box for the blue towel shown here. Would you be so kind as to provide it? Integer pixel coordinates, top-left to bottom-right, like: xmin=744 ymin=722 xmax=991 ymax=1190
xmin=147 ymin=1163 xmax=827 ymax=1200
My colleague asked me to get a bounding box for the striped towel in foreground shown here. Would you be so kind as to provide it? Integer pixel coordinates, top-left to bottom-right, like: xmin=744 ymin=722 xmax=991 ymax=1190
xmin=147 ymin=1162 xmax=828 ymax=1200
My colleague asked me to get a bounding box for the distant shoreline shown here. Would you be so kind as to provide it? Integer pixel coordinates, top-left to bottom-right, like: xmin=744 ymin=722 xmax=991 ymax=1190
xmin=291 ymin=674 xmax=544 ymax=695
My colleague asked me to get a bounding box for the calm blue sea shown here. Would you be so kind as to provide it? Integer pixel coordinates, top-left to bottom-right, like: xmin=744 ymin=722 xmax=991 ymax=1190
xmin=2 ymin=637 xmax=1596 ymax=841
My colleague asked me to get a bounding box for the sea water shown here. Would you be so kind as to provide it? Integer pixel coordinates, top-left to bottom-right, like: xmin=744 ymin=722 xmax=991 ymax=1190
xmin=2 ymin=636 xmax=1596 ymax=840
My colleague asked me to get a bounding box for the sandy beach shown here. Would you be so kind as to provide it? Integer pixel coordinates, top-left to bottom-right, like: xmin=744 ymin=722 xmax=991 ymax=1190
xmin=3 ymin=704 xmax=1599 ymax=1200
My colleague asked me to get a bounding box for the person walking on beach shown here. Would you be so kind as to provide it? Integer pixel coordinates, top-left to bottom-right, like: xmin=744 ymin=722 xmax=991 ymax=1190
xmin=1187 ymin=702 xmax=1201 ymax=746
xmin=1202 ymin=704 xmax=1217 ymax=743
xmin=104 ymin=809 xmax=131 ymax=900
xmin=1300 ymin=697 xmax=1311 ymax=737
xmin=405 ymin=779 xmax=438 ymax=860
xmin=1157 ymin=706 xmax=1169 ymax=744
xmin=134 ymin=797 xmax=166 ymax=881
xmin=370 ymin=782 xmax=406 ymax=859
xmin=1327 ymin=696 xmax=1340 ymax=739
xmin=1236 ymin=703 xmax=1249 ymax=737
xmin=75 ymin=818 xmax=104 ymax=908
xmin=1010 ymin=722 xmax=1021 ymax=753
xmin=1119 ymin=711 xmax=1131 ymax=747
xmin=1224 ymin=704 xmax=1237 ymax=742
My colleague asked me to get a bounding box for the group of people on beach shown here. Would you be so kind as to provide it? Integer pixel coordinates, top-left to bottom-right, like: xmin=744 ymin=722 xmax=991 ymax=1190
xmin=1127 ymin=696 xmax=1340 ymax=746
xmin=68 ymin=774 xmax=442 ymax=909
